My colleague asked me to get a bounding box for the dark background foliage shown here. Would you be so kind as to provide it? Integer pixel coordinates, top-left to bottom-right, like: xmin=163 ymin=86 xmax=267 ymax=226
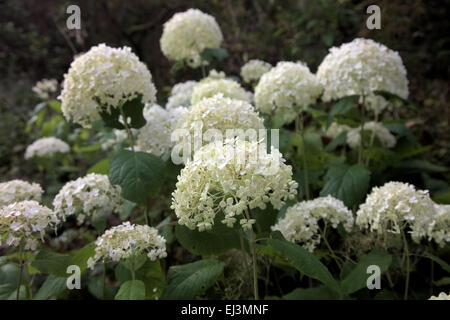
xmin=1 ymin=0 xmax=449 ymax=178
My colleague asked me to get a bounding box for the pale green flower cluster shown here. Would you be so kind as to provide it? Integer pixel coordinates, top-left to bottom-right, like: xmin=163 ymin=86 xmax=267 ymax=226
xmin=346 ymin=121 xmax=396 ymax=149
xmin=25 ymin=137 xmax=70 ymax=159
xmin=32 ymin=78 xmax=58 ymax=100
xmin=136 ymin=104 xmax=187 ymax=157
xmin=0 ymin=180 xmax=43 ymax=207
xmin=176 ymin=94 xmax=264 ymax=153
xmin=0 ymin=200 xmax=58 ymax=250
xmin=317 ymin=38 xmax=409 ymax=114
xmin=191 ymin=78 xmax=252 ymax=105
xmin=272 ymin=196 xmax=354 ymax=252
xmin=356 ymin=182 xmax=435 ymax=236
xmin=87 ymin=221 xmax=167 ymax=269
xmin=160 ymin=9 xmax=223 ymax=68
xmin=429 ymin=292 xmax=450 ymax=300
xmin=254 ymin=61 xmax=323 ymax=123
xmin=171 ymin=138 xmax=298 ymax=232
xmin=53 ymin=173 xmax=122 ymax=225
xmin=240 ymin=59 xmax=272 ymax=83
xmin=59 ymin=43 xmax=156 ymax=127
xmin=166 ymin=81 xmax=198 ymax=109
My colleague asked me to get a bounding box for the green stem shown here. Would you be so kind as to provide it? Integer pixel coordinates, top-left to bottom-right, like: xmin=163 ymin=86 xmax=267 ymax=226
xmin=249 ymin=229 xmax=259 ymax=300
xmin=402 ymin=230 xmax=410 ymax=300
xmin=358 ymin=95 xmax=366 ymax=164
xmin=102 ymin=262 xmax=106 ymax=300
xmin=144 ymin=202 xmax=150 ymax=226
xmin=296 ymin=113 xmax=310 ymax=200
xmin=365 ymin=112 xmax=378 ymax=166
xmin=16 ymin=245 xmax=24 ymax=300
xmin=320 ymin=225 xmax=343 ymax=269
xmin=119 ymin=105 xmax=135 ymax=151
xmin=129 ymin=259 xmax=135 ymax=281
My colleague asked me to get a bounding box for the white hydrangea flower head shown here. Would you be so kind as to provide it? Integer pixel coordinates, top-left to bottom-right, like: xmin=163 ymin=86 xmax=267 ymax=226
xmin=136 ymin=105 xmax=187 ymax=157
xmin=0 ymin=180 xmax=43 ymax=207
xmin=32 ymin=78 xmax=58 ymax=100
xmin=325 ymin=122 xmax=352 ymax=139
xmin=317 ymin=38 xmax=409 ymax=114
xmin=59 ymin=43 xmax=157 ymax=127
xmin=420 ymin=204 xmax=450 ymax=247
xmin=176 ymin=94 xmax=264 ymax=155
xmin=87 ymin=221 xmax=167 ymax=269
xmin=272 ymin=196 xmax=354 ymax=252
xmin=346 ymin=121 xmax=396 ymax=149
xmin=429 ymin=292 xmax=450 ymax=300
xmin=171 ymin=138 xmax=298 ymax=232
xmin=240 ymin=59 xmax=272 ymax=83
xmin=191 ymin=78 xmax=252 ymax=105
xmin=25 ymin=137 xmax=70 ymax=159
xmin=160 ymin=9 xmax=223 ymax=68
xmin=254 ymin=61 xmax=323 ymax=123
xmin=0 ymin=200 xmax=59 ymax=251
xmin=166 ymin=81 xmax=198 ymax=109
xmin=53 ymin=173 xmax=122 ymax=225
xmin=356 ymin=181 xmax=435 ymax=235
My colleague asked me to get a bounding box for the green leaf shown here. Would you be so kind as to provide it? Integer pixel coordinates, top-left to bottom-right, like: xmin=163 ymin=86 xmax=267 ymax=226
xmin=434 ymin=277 xmax=450 ymax=286
xmin=109 ymin=150 xmax=166 ymax=204
xmin=201 ymin=48 xmax=229 ymax=63
xmin=433 ymin=188 xmax=450 ymax=204
xmin=69 ymin=243 xmax=95 ymax=274
xmin=340 ymin=250 xmax=392 ymax=294
xmin=423 ymin=252 xmax=450 ymax=273
xmin=31 ymin=250 xmax=71 ymax=277
xmin=99 ymin=94 xmax=147 ymax=129
xmin=162 ymin=259 xmax=225 ymax=300
xmin=267 ymin=239 xmax=341 ymax=296
xmin=373 ymin=90 xmax=409 ymax=104
xmin=34 ymin=275 xmax=67 ymax=300
xmin=320 ymin=163 xmax=371 ymax=207
xmin=137 ymin=260 xmax=165 ymax=300
xmin=283 ymin=286 xmax=339 ymax=300
xmin=115 ymin=280 xmax=146 ymax=300
xmin=399 ymin=159 xmax=448 ymax=173
xmin=48 ymin=100 xmax=62 ymax=113
xmin=88 ymin=276 xmax=117 ymax=300
xmin=325 ymin=131 xmax=347 ymax=152
xmin=88 ymin=158 xmax=110 ymax=174
xmin=327 ymin=95 xmax=359 ymax=127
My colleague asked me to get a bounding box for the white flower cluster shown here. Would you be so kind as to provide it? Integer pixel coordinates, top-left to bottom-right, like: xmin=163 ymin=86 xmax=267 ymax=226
xmin=317 ymin=38 xmax=409 ymax=114
xmin=325 ymin=122 xmax=352 ymax=139
xmin=136 ymin=105 xmax=187 ymax=157
xmin=32 ymin=78 xmax=58 ymax=100
xmin=166 ymin=81 xmax=198 ymax=109
xmin=59 ymin=44 xmax=156 ymax=127
xmin=346 ymin=122 xmax=396 ymax=149
xmin=412 ymin=203 xmax=450 ymax=247
xmin=0 ymin=180 xmax=43 ymax=207
xmin=254 ymin=61 xmax=322 ymax=123
xmin=101 ymin=129 xmax=130 ymax=151
xmin=356 ymin=182 xmax=435 ymax=236
xmin=0 ymin=200 xmax=58 ymax=250
xmin=176 ymin=94 xmax=264 ymax=154
xmin=429 ymin=292 xmax=450 ymax=300
xmin=87 ymin=221 xmax=167 ymax=269
xmin=240 ymin=59 xmax=272 ymax=83
xmin=171 ymin=138 xmax=298 ymax=231
xmin=190 ymin=78 xmax=252 ymax=105
xmin=25 ymin=137 xmax=70 ymax=159
xmin=160 ymin=9 xmax=223 ymax=68
xmin=53 ymin=173 xmax=122 ymax=225
xmin=272 ymin=196 xmax=354 ymax=252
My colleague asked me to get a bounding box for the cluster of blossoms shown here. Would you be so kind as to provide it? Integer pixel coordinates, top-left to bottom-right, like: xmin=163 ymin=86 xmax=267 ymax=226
xmin=429 ymin=292 xmax=450 ymax=300
xmin=240 ymin=59 xmax=272 ymax=83
xmin=24 ymin=137 xmax=70 ymax=159
xmin=413 ymin=203 xmax=450 ymax=247
xmin=175 ymin=94 xmax=264 ymax=156
xmin=356 ymin=182 xmax=435 ymax=238
xmin=190 ymin=77 xmax=252 ymax=105
xmin=346 ymin=121 xmax=396 ymax=149
xmin=272 ymin=196 xmax=354 ymax=252
xmin=171 ymin=138 xmax=298 ymax=232
xmin=254 ymin=61 xmax=323 ymax=123
xmin=160 ymin=9 xmax=223 ymax=68
xmin=0 ymin=200 xmax=58 ymax=250
xmin=87 ymin=221 xmax=167 ymax=269
xmin=317 ymin=38 xmax=409 ymax=114
xmin=0 ymin=180 xmax=43 ymax=207
xmin=32 ymin=78 xmax=58 ymax=100
xmin=166 ymin=80 xmax=198 ymax=109
xmin=325 ymin=122 xmax=352 ymax=139
xmin=136 ymin=104 xmax=187 ymax=157
xmin=53 ymin=173 xmax=122 ymax=225
xmin=59 ymin=44 xmax=156 ymax=127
